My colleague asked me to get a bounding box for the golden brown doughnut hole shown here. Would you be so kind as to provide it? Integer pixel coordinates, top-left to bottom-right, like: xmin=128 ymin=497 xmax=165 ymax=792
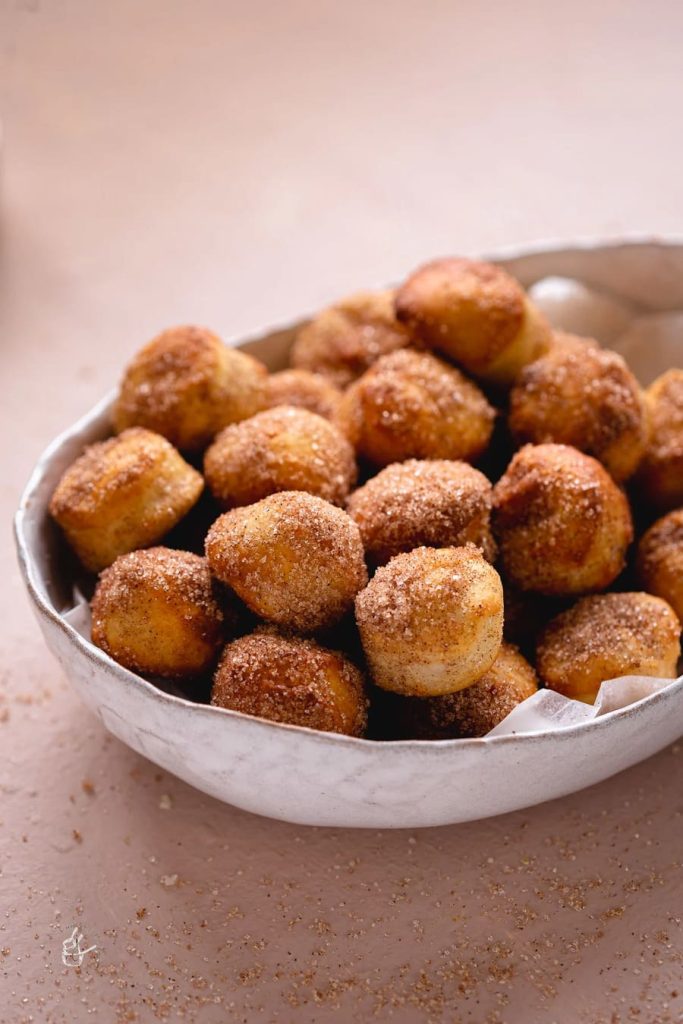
xmin=211 ymin=629 xmax=368 ymax=736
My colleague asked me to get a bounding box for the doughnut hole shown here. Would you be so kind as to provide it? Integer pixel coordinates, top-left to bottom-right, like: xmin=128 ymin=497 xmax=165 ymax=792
xmin=637 ymin=369 xmax=683 ymax=511
xmin=335 ymin=349 xmax=495 ymax=468
xmin=205 ymin=491 xmax=368 ymax=633
xmin=91 ymin=547 xmax=228 ymax=678
xmin=211 ymin=629 xmax=368 ymax=737
xmin=390 ymin=643 xmax=538 ymax=738
xmin=114 ymin=325 xmax=267 ymax=451
xmin=49 ymin=427 xmax=203 ymax=572
xmin=509 ymin=336 xmax=649 ymax=482
xmin=537 ymin=592 xmax=681 ymax=703
xmin=394 ymin=257 xmax=551 ymax=386
xmin=637 ymin=508 xmax=683 ymax=621
xmin=492 ymin=443 xmax=633 ymax=596
xmin=265 ymin=369 xmax=343 ymax=420
xmin=290 ymin=289 xmax=412 ymax=388
xmin=355 ymin=545 xmax=503 ymax=697
xmin=204 ymin=406 xmax=356 ymax=508
xmin=346 ymin=459 xmax=495 ymax=566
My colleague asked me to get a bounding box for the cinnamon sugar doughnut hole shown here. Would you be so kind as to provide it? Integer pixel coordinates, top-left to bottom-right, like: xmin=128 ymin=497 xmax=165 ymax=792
xmin=637 ymin=369 xmax=683 ymax=510
xmin=492 ymin=444 xmax=633 ymax=596
xmin=114 ymin=325 xmax=267 ymax=451
xmin=636 ymin=508 xmax=683 ymax=621
xmin=335 ymin=349 xmax=495 ymax=468
xmin=211 ymin=629 xmax=368 ymax=737
xmin=265 ymin=369 xmax=342 ymax=420
xmin=204 ymin=406 xmax=356 ymax=509
xmin=290 ymin=289 xmax=412 ymax=388
xmin=509 ymin=336 xmax=649 ymax=482
xmin=205 ymin=491 xmax=368 ymax=633
xmin=391 ymin=643 xmax=538 ymax=739
xmin=537 ymin=592 xmax=681 ymax=704
xmin=346 ymin=459 xmax=496 ymax=566
xmin=355 ymin=545 xmax=504 ymax=697
xmin=394 ymin=258 xmax=551 ymax=386
xmin=49 ymin=427 xmax=203 ymax=572
xmin=91 ymin=547 xmax=227 ymax=678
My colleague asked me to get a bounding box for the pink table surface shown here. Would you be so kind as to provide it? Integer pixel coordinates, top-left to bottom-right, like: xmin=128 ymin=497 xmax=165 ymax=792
xmin=1 ymin=2 xmax=682 ymax=1021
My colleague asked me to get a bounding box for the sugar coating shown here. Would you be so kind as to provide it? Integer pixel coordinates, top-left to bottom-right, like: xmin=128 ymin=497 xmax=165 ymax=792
xmin=637 ymin=369 xmax=683 ymax=510
xmin=392 ymin=643 xmax=538 ymax=739
xmin=636 ymin=508 xmax=683 ymax=620
xmin=396 ymin=258 xmax=527 ymax=364
xmin=394 ymin=257 xmax=552 ymax=383
xmin=355 ymin=545 xmax=503 ymax=696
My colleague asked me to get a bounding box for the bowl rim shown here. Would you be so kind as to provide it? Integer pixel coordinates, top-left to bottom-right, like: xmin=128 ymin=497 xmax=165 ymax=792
xmin=14 ymin=234 xmax=683 ymax=754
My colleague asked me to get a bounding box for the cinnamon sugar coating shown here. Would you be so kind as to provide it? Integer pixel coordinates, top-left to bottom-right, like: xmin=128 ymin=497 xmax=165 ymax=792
xmin=204 ymin=406 xmax=356 ymax=509
xmin=537 ymin=592 xmax=681 ymax=703
xmin=49 ymin=427 xmax=203 ymax=572
xmin=395 ymin=257 xmax=551 ymax=385
xmin=355 ymin=545 xmax=503 ymax=697
xmin=211 ymin=629 xmax=368 ymax=736
xmin=636 ymin=369 xmax=683 ymax=510
xmin=265 ymin=369 xmax=343 ymax=420
xmin=509 ymin=336 xmax=649 ymax=482
xmin=636 ymin=508 xmax=683 ymax=620
xmin=290 ymin=289 xmax=412 ymax=389
xmin=392 ymin=643 xmax=538 ymax=739
xmin=91 ymin=547 xmax=227 ymax=678
xmin=346 ymin=459 xmax=496 ymax=566
xmin=492 ymin=443 xmax=633 ymax=596
xmin=205 ymin=491 xmax=368 ymax=633
xmin=335 ymin=349 xmax=495 ymax=468
xmin=114 ymin=325 xmax=267 ymax=451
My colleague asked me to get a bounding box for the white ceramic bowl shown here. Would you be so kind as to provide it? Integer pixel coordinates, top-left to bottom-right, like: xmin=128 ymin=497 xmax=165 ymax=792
xmin=15 ymin=238 xmax=683 ymax=828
